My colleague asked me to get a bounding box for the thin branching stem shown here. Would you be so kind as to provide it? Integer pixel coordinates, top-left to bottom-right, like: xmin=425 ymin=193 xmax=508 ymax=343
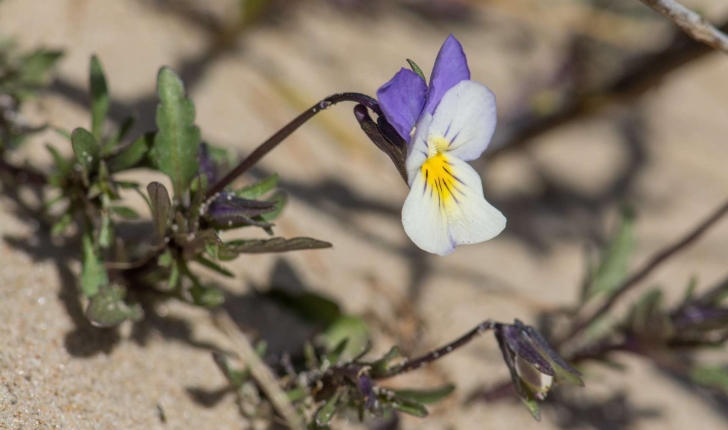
xmin=638 ymin=0 xmax=728 ymax=54
xmin=374 ymin=320 xmax=501 ymax=379
xmin=205 ymin=92 xmax=380 ymax=198
xmin=565 ymin=198 xmax=728 ymax=342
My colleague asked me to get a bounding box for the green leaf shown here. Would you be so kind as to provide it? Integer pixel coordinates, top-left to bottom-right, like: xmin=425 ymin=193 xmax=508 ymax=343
xmin=71 ymin=127 xmax=100 ymax=175
xmin=371 ymin=346 xmax=404 ymax=374
xmin=102 ymin=116 xmax=136 ymax=154
xmin=189 ymin=284 xmax=225 ymax=307
xmin=320 ymin=316 xmax=369 ymax=361
xmin=690 ymin=366 xmax=728 ymax=395
xmin=406 ymin=59 xmax=426 ymax=82
xmin=212 ymin=352 xmax=249 ymax=387
xmin=110 ymin=206 xmax=140 ymax=220
xmin=392 ymin=384 xmax=455 ymax=405
xmin=89 ymin=55 xmax=109 ymax=140
xmin=236 ymin=174 xmax=280 ymax=199
xmin=224 ymin=237 xmax=331 ymax=254
xmin=260 ymin=190 xmax=287 ymax=222
xmin=315 ymin=389 xmax=343 ymax=426
xmin=195 ymin=256 xmax=234 ymax=278
xmin=98 ymin=211 xmax=114 ymax=249
xmin=149 ymin=67 xmax=201 ymax=197
xmin=86 ymin=285 xmax=143 ymax=327
xmin=106 ymin=132 xmax=152 ymax=172
xmin=147 ymin=182 xmax=171 ymax=242
xmin=81 ymin=234 xmax=107 ymax=297
xmin=325 ymin=338 xmax=349 ymax=365
xmin=46 ymin=144 xmax=71 ymax=177
xmin=586 ymin=207 xmax=635 ymax=299
xmin=51 ymin=213 xmax=73 ymax=237
xmin=19 ymin=49 xmax=63 ymax=87
xmin=265 ymin=288 xmax=342 ymax=326
xmin=385 ymin=393 xmax=428 ymax=418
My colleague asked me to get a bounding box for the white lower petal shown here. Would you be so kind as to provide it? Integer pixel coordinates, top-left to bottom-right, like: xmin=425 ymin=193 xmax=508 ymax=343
xmin=402 ymin=169 xmax=454 ymax=256
xmin=443 ymin=157 xmax=506 ymax=246
xmin=401 ymin=155 xmax=505 ymax=256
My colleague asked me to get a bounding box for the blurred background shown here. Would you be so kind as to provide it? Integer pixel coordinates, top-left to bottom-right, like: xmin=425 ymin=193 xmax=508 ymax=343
xmin=1 ymin=0 xmax=727 ymax=429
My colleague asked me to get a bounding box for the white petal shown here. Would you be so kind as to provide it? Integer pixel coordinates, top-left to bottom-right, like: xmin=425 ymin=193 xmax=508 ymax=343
xmin=443 ymin=157 xmax=506 ymax=246
xmin=405 ymin=113 xmax=432 ymax=187
xmin=401 ymin=155 xmax=505 ymax=256
xmin=429 ymin=80 xmax=496 ymax=161
xmin=401 ymin=168 xmax=454 ymax=256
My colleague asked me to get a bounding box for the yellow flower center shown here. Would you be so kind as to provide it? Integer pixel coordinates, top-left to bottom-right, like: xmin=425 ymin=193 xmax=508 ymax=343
xmin=420 ymin=136 xmax=460 ymax=205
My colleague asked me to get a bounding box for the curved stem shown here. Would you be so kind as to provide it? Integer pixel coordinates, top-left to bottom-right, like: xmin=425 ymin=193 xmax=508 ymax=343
xmin=373 ymin=320 xmax=500 ymax=380
xmin=205 ymin=92 xmax=380 ymax=198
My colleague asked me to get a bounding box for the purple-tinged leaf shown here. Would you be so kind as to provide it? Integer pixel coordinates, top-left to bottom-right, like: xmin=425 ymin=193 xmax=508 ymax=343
xmin=197 ymin=142 xmax=217 ymax=186
xmin=503 ymin=325 xmax=555 ymax=376
xmin=147 ymin=182 xmax=171 ymax=242
xmin=358 ymin=374 xmax=376 ymax=410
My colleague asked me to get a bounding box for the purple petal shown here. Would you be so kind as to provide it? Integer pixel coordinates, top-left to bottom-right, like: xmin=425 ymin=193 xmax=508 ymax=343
xmin=377 ymin=68 xmax=427 ymax=143
xmin=423 ymin=34 xmax=470 ymax=115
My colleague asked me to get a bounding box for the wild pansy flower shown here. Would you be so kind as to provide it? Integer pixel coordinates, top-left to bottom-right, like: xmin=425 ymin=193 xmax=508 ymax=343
xmin=377 ymin=35 xmax=506 ymax=256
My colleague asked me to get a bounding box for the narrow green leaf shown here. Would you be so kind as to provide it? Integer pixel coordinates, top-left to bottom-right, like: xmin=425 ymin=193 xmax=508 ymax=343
xmin=195 ymin=256 xmax=234 ymax=278
xmin=371 ymin=346 xmax=404 ymax=374
xmin=98 ymin=212 xmax=114 ymax=249
xmin=89 ymin=55 xmax=109 ymax=140
xmin=102 ymin=116 xmax=136 ymax=154
xmin=189 ymin=284 xmax=225 ymax=307
xmin=53 ymin=127 xmax=72 ymax=140
xmin=320 ymin=316 xmax=369 ymax=361
xmin=286 ymin=387 xmax=307 ymax=402
xmin=147 ymin=182 xmax=171 ymax=242
xmin=406 ymin=59 xmax=426 ymax=82
xmin=149 ymin=67 xmax=201 ymax=197
xmin=392 ymin=384 xmax=455 ymax=405
xmin=20 ymin=49 xmax=63 ymax=86
xmin=265 ymin=288 xmax=342 ymax=326
xmin=111 ymin=206 xmax=140 ymax=220
xmin=46 ymin=144 xmax=72 ymax=187
xmin=325 ymin=338 xmax=349 ymax=365
xmin=86 ymin=285 xmax=143 ymax=327
xmin=587 ymin=207 xmax=635 ymax=299
xmin=225 ymin=237 xmax=331 ymax=254
xmin=71 ymin=127 xmax=100 ymax=173
xmin=315 ymin=389 xmax=343 ymax=426
xmin=235 ymin=173 xmax=280 ymax=199
xmin=51 ymin=213 xmax=73 ymax=237
xmin=386 ymin=394 xmax=428 ymax=418
xmin=260 ymin=190 xmax=287 ymax=221
xmin=690 ymin=366 xmax=728 ymax=395
xmin=106 ymin=132 xmax=151 ymax=172
xmin=81 ymin=234 xmax=107 ymax=297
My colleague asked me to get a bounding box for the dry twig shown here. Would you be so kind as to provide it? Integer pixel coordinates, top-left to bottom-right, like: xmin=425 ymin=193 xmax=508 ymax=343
xmin=214 ymin=312 xmax=305 ymax=430
xmin=638 ymin=0 xmax=728 ymax=54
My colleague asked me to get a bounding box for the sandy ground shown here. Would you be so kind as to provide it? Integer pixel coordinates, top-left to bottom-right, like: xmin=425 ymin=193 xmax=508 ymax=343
xmin=1 ymin=0 xmax=727 ymax=429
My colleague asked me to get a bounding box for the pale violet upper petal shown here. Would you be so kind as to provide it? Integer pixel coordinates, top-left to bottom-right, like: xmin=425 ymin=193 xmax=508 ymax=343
xmin=423 ymin=34 xmax=471 ymax=115
xmin=430 ymin=80 xmax=497 ymax=162
xmin=376 ymin=68 xmax=427 ymax=144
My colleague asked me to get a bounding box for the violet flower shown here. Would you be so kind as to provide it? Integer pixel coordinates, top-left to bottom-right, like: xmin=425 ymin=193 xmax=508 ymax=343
xmin=377 ymin=35 xmax=506 ymax=256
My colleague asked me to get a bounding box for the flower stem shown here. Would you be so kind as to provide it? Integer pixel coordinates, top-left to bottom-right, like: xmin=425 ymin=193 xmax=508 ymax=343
xmin=374 ymin=320 xmax=501 ymax=380
xmin=205 ymin=92 xmax=380 ymax=199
